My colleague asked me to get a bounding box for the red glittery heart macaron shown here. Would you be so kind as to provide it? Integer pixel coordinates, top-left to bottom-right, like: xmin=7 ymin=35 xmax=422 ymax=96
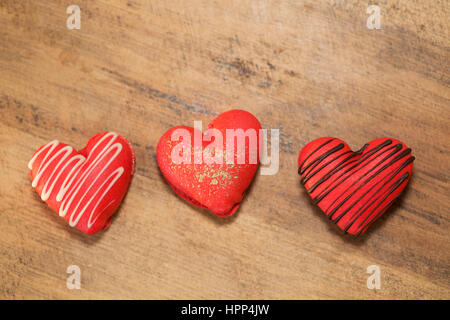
xmin=28 ymin=132 xmax=135 ymax=234
xmin=298 ymin=137 xmax=414 ymax=235
xmin=157 ymin=109 xmax=262 ymax=217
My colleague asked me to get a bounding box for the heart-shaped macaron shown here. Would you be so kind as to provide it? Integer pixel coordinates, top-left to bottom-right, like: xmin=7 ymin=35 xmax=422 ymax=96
xmin=157 ymin=109 xmax=261 ymax=217
xmin=28 ymin=132 xmax=135 ymax=234
xmin=298 ymin=137 xmax=414 ymax=235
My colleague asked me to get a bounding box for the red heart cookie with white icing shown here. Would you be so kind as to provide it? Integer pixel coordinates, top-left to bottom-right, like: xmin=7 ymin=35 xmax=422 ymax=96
xmin=298 ymin=137 xmax=414 ymax=235
xmin=157 ymin=110 xmax=261 ymax=217
xmin=28 ymin=132 xmax=135 ymax=235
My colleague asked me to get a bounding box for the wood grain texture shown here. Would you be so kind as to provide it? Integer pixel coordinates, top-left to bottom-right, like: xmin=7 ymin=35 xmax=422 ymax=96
xmin=0 ymin=0 xmax=449 ymax=299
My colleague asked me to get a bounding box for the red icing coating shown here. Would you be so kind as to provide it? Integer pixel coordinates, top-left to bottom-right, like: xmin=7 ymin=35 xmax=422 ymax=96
xmin=298 ymin=137 xmax=414 ymax=235
xmin=29 ymin=132 xmax=135 ymax=234
xmin=157 ymin=110 xmax=261 ymax=217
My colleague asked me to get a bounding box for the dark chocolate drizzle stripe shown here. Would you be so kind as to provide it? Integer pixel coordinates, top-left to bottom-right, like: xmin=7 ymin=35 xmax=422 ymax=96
xmin=301 ymin=150 xmax=353 ymax=185
xmin=353 ymin=172 xmax=410 ymax=233
xmin=334 ymin=156 xmax=415 ymax=225
xmin=306 ymin=141 xmax=392 ymax=197
xmin=325 ymin=147 xmax=411 ymax=216
xmin=298 ymin=138 xmax=414 ymax=234
xmin=298 ymin=138 xmax=335 ymax=175
xmin=355 ymin=193 xmax=403 ymax=236
xmin=300 ymin=143 xmax=344 ymax=178
xmin=301 ymin=146 xmax=350 ymax=184
xmin=313 ymin=140 xmax=398 ymax=204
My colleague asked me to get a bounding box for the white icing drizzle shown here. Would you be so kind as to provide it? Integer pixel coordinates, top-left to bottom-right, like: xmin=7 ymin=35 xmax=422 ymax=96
xmin=28 ymin=132 xmax=125 ymax=230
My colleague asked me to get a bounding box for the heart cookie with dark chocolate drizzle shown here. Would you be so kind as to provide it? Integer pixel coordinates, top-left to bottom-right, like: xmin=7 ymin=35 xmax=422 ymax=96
xmin=298 ymin=137 xmax=414 ymax=235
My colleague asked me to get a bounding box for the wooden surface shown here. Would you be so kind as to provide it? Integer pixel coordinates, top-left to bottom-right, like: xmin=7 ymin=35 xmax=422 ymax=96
xmin=0 ymin=0 xmax=449 ymax=299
